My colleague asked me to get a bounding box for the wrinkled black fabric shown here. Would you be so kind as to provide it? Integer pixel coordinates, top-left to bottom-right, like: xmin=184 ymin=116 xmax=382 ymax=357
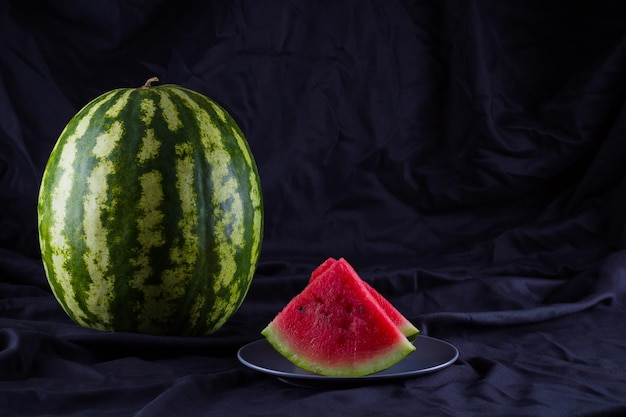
xmin=2 ymin=0 xmax=626 ymax=416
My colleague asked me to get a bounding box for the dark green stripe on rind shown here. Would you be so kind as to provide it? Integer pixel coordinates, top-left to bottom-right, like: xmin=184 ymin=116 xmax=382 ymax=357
xmin=38 ymin=89 xmax=123 ymax=328
xmin=171 ymin=87 xmax=264 ymax=335
xmin=38 ymin=83 xmax=263 ymax=335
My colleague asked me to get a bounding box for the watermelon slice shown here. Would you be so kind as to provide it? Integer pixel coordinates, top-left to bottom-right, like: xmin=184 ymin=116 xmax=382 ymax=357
xmin=310 ymin=258 xmax=419 ymax=341
xmin=261 ymin=259 xmax=416 ymax=376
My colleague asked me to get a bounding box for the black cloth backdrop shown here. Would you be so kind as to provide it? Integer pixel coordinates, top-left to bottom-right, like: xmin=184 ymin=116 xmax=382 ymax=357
xmin=2 ymin=0 xmax=626 ymax=416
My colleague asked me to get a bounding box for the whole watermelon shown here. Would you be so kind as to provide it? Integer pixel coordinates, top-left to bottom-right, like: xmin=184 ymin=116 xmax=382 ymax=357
xmin=37 ymin=78 xmax=263 ymax=336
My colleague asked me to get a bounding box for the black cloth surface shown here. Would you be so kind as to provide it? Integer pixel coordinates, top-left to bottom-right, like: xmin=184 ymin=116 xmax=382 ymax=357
xmin=2 ymin=1 xmax=626 ymax=416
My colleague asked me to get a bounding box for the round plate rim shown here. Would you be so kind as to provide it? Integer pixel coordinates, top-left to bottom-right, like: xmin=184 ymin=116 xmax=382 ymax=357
xmin=237 ymin=335 xmax=459 ymax=383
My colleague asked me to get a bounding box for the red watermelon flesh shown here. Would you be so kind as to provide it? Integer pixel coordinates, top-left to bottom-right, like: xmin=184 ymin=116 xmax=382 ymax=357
xmin=310 ymin=258 xmax=419 ymax=340
xmin=261 ymin=259 xmax=416 ymax=376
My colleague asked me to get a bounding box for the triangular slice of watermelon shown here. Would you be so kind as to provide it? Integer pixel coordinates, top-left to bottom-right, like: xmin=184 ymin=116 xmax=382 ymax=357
xmin=261 ymin=259 xmax=416 ymax=376
xmin=310 ymin=257 xmax=419 ymax=341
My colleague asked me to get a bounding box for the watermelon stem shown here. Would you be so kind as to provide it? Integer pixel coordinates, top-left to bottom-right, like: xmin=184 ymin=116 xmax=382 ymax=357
xmin=141 ymin=77 xmax=160 ymax=88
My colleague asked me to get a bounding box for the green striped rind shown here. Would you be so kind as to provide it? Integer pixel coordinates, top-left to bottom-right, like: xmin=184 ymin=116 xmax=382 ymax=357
xmin=38 ymin=82 xmax=263 ymax=336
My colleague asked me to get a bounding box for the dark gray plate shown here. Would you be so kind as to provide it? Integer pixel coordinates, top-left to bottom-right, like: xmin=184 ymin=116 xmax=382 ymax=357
xmin=237 ymin=336 xmax=459 ymax=388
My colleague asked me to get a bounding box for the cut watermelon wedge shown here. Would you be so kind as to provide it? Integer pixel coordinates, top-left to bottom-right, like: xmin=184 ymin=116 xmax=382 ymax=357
xmin=310 ymin=257 xmax=419 ymax=341
xmin=261 ymin=259 xmax=416 ymax=376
